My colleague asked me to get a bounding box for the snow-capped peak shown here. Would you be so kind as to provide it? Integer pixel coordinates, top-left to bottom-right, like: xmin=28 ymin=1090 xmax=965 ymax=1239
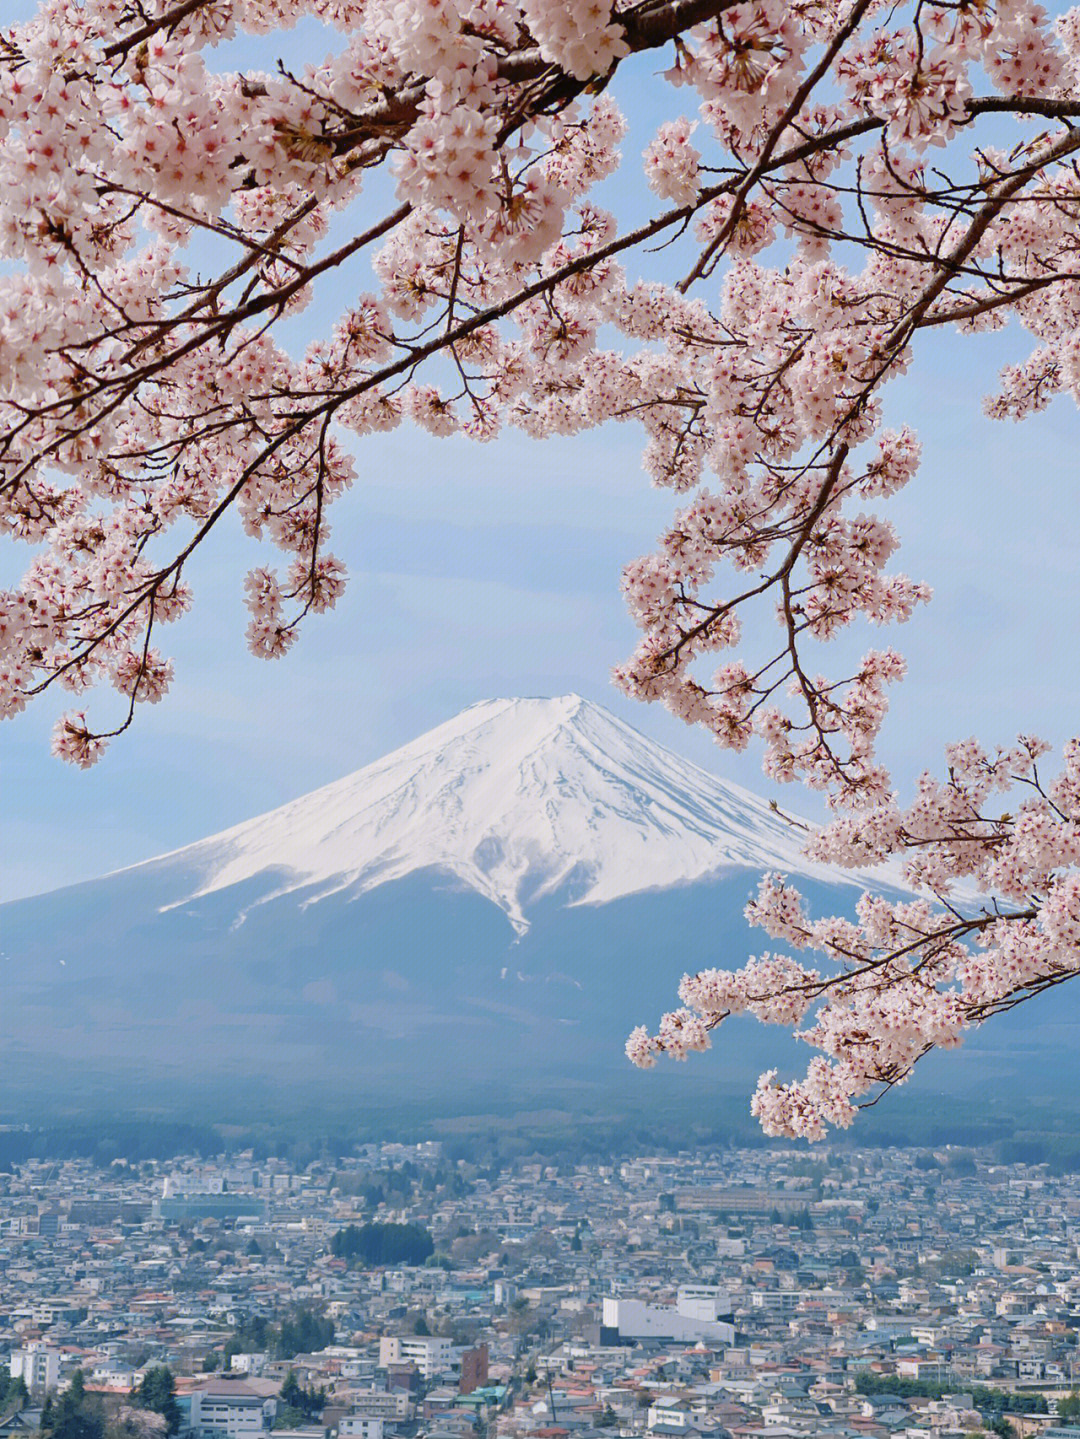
xmin=143 ymin=695 xmax=876 ymax=933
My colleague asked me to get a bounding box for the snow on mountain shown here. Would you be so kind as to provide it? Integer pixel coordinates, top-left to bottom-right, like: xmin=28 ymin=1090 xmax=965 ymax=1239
xmin=138 ymin=695 xmax=884 ymax=934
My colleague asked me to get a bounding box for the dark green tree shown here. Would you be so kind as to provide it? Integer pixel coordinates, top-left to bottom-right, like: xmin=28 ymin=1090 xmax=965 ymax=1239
xmin=49 ymin=1373 xmax=103 ymax=1439
xmin=330 ymin=1223 xmax=433 ymax=1267
xmin=273 ymin=1406 xmax=308 ymax=1431
xmin=275 ymin=1306 xmax=334 ymax=1360
xmin=135 ymin=1367 xmax=181 ymax=1436
xmin=277 ymin=1371 xmax=324 ymax=1419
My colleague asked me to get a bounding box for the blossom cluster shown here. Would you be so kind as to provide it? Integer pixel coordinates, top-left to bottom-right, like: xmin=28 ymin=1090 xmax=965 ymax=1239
xmin=4 ymin=0 xmax=1080 ymax=1131
xmin=629 ymin=738 xmax=1080 ymax=1138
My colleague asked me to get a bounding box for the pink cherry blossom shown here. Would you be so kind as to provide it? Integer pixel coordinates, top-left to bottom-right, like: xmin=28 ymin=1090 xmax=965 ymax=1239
xmin=5 ymin=0 xmax=1080 ymax=1133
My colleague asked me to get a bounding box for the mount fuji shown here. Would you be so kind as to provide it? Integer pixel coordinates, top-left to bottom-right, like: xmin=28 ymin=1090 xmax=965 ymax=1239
xmin=143 ymin=694 xmax=885 ymax=935
xmin=0 ymin=696 xmax=1070 ymax=1118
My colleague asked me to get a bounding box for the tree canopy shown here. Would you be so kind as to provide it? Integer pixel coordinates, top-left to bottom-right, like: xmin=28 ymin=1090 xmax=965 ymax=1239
xmin=274 ymin=1305 xmax=336 ymax=1359
xmin=6 ymin=0 xmax=1080 ymax=1134
xmin=134 ymin=1367 xmax=181 ymax=1437
xmin=226 ymin=1304 xmax=334 ymax=1360
xmin=44 ymin=1371 xmax=104 ymax=1439
xmin=331 ymin=1221 xmax=435 ymax=1266
xmin=0 ymin=1372 xmax=29 ymax=1414
xmin=279 ymin=1370 xmax=326 ymax=1420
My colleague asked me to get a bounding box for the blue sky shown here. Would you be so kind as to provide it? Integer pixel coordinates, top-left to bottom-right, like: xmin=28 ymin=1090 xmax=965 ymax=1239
xmin=4 ymin=10 xmax=1079 ymax=901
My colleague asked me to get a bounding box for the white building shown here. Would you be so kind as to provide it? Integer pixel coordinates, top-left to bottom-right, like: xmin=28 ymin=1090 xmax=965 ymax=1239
xmin=188 ymin=1379 xmax=276 ymax=1439
xmin=749 ymin=1290 xmax=797 ymax=1314
xmin=90 ymin=1361 xmax=140 ymax=1391
xmin=602 ymin=1286 xmax=734 ymax=1345
xmin=10 ymin=1343 xmax=61 ymax=1393
xmin=378 ymin=1336 xmax=453 ymax=1380
xmin=229 ymin=1354 xmax=268 ymax=1376
xmin=647 ymin=1399 xmax=697 ymax=1433
xmin=346 ymin=1391 xmax=412 ymax=1421
xmin=339 ymin=1420 xmax=384 ymax=1439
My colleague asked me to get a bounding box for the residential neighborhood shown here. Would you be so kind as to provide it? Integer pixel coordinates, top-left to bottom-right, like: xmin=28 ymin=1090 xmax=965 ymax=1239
xmin=4 ymin=1144 xmax=1080 ymax=1439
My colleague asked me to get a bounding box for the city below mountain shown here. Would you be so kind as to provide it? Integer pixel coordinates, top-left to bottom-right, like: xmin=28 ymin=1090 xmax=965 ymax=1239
xmin=1 ymin=696 xmax=1071 ymax=1123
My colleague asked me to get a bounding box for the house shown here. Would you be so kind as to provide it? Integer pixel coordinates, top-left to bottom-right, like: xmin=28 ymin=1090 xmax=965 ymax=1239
xmin=187 ymin=1378 xmax=279 ymax=1439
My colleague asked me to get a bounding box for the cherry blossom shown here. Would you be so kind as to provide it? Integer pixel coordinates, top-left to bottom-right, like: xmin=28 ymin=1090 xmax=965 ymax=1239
xmin=5 ymin=0 xmax=1080 ymax=1133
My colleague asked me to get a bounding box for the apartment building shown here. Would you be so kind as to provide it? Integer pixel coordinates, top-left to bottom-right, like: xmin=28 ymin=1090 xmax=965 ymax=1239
xmin=378 ymin=1337 xmax=453 ymax=1381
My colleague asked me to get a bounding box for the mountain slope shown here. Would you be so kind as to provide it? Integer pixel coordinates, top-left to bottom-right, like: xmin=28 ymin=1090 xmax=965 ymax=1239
xmin=132 ymin=694 xmax=881 ymax=934
xmin=1 ymin=695 xmax=1070 ymax=1120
